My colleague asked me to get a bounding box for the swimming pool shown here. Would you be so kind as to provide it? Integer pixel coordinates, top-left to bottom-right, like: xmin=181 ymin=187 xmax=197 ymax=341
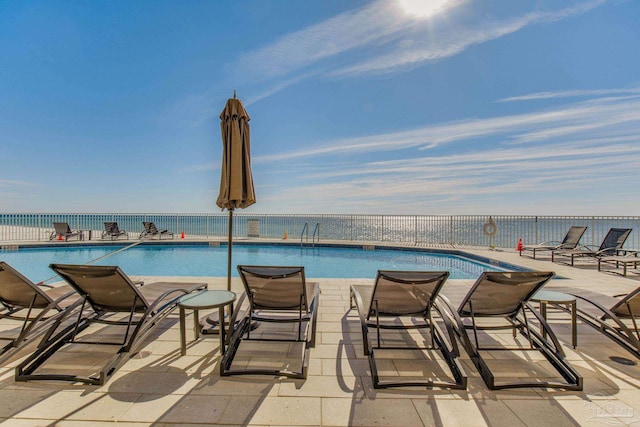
xmin=0 ymin=243 xmax=514 ymax=283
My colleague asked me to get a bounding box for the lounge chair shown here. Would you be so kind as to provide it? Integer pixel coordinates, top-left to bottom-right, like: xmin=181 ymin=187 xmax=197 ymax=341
xmin=16 ymin=264 xmax=206 ymax=385
xmin=49 ymin=222 xmax=83 ymax=242
xmin=139 ymin=221 xmax=174 ymax=240
xmin=597 ymin=251 xmax=640 ymax=277
xmin=447 ymin=271 xmax=582 ymax=390
xmin=569 ymin=286 xmax=640 ymax=359
xmin=220 ymin=265 xmax=320 ymax=379
xmin=350 ymin=270 xmax=467 ymax=389
xmin=102 ymin=222 xmax=127 ymax=240
xmin=519 ymin=226 xmax=587 ymax=259
xmin=0 ymin=262 xmax=80 ymax=364
xmin=552 ymin=228 xmax=632 ymax=266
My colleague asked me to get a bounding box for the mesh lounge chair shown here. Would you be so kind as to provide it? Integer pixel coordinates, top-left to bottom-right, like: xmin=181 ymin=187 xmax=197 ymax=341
xmin=446 ymin=271 xmax=582 ymax=390
xmin=519 ymin=226 xmax=587 ymax=259
xmin=0 ymin=262 xmax=80 ymax=364
xmin=102 ymin=222 xmax=127 ymax=240
xmin=16 ymin=264 xmax=207 ymax=385
xmin=139 ymin=221 xmax=174 ymax=240
xmin=49 ymin=222 xmax=83 ymax=242
xmin=552 ymin=228 xmax=632 ymax=266
xmin=350 ymin=271 xmax=467 ymax=389
xmin=220 ymin=265 xmax=320 ymax=379
xmin=568 ymin=286 xmax=640 ymax=359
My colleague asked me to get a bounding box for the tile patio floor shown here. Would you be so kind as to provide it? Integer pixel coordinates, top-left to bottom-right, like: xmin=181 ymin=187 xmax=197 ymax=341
xmin=1 ymin=245 xmax=639 ymax=426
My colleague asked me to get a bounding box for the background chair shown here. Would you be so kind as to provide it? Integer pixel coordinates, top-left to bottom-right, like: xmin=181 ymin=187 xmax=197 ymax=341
xmin=449 ymin=271 xmax=582 ymax=390
xmin=16 ymin=264 xmax=206 ymax=385
xmin=350 ymin=270 xmax=466 ymax=389
xmin=519 ymin=226 xmax=587 ymax=259
xmin=102 ymin=222 xmax=127 ymax=240
xmin=139 ymin=221 xmax=174 ymax=240
xmin=49 ymin=222 xmax=83 ymax=242
xmin=552 ymin=228 xmax=632 ymax=266
xmin=220 ymin=265 xmax=319 ymax=379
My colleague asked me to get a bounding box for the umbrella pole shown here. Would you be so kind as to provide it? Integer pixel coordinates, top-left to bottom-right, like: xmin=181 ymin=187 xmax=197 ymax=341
xmin=227 ymin=208 xmax=233 ymax=292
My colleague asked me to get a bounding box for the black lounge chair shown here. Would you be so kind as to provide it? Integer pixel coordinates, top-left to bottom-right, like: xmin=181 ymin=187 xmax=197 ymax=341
xmin=568 ymin=286 xmax=640 ymax=359
xmin=102 ymin=222 xmax=127 ymax=240
xmin=139 ymin=221 xmax=174 ymax=240
xmin=447 ymin=271 xmax=582 ymax=390
xmin=350 ymin=270 xmax=467 ymax=389
xmin=220 ymin=265 xmax=320 ymax=379
xmin=519 ymin=226 xmax=587 ymax=259
xmin=0 ymin=262 xmax=80 ymax=364
xmin=49 ymin=222 xmax=83 ymax=242
xmin=552 ymin=228 xmax=632 ymax=266
xmin=16 ymin=264 xmax=206 ymax=385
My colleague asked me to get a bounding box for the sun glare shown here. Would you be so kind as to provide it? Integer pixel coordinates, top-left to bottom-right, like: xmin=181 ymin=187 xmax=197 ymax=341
xmin=398 ymin=0 xmax=451 ymax=18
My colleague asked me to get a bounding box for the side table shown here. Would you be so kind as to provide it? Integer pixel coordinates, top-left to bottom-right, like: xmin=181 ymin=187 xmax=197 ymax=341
xmin=178 ymin=290 xmax=236 ymax=356
xmin=531 ymin=290 xmax=577 ymax=348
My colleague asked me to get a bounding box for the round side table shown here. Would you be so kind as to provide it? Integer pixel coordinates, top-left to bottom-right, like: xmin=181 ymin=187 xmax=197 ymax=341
xmin=531 ymin=290 xmax=577 ymax=348
xmin=178 ymin=290 xmax=236 ymax=355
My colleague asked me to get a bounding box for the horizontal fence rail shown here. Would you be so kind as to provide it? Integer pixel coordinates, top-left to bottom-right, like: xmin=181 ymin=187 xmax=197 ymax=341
xmin=1 ymin=213 xmax=638 ymax=251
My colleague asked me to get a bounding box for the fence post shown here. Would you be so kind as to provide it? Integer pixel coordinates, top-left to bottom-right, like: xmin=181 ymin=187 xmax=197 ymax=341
xmin=449 ymin=216 xmax=453 ymax=246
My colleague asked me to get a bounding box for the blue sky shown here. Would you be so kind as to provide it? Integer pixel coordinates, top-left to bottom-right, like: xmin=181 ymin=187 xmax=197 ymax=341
xmin=1 ymin=0 xmax=639 ymax=215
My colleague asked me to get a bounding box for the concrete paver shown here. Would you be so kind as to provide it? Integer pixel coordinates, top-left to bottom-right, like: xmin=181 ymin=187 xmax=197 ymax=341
xmin=0 ymin=244 xmax=639 ymax=426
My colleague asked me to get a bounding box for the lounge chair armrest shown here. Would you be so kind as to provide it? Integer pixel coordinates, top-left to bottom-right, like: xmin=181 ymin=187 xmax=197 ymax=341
xmin=523 ymin=302 xmax=566 ymax=357
xmin=228 ymin=292 xmax=248 ymax=334
xmin=433 ymin=296 xmax=462 ymax=357
xmin=307 ymin=284 xmax=320 ymax=347
xmin=29 ymin=290 xmax=82 ymax=324
xmin=15 ymin=292 xmax=86 ymax=344
xmin=568 ymin=292 xmax=640 ymax=347
xmin=349 ymin=285 xmax=372 ymax=355
xmin=145 ymin=286 xmax=206 ymax=316
xmin=435 ymin=294 xmax=473 ymax=355
xmin=580 ymin=244 xmax=599 ymax=251
xmin=595 ymin=246 xmax=622 ymax=256
xmin=538 ymin=240 xmax=562 ymax=246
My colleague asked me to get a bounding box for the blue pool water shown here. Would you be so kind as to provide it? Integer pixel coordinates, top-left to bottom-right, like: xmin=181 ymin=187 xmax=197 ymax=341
xmin=0 ymin=244 xmax=508 ymax=283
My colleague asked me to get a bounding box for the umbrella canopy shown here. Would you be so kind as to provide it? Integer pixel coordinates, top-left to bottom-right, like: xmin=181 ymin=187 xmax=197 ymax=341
xmin=217 ymin=95 xmax=255 ymax=291
xmin=217 ymin=97 xmax=255 ymax=211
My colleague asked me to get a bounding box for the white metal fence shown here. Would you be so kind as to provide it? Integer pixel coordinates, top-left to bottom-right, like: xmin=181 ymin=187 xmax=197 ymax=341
xmin=1 ymin=213 xmax=638 ymax=251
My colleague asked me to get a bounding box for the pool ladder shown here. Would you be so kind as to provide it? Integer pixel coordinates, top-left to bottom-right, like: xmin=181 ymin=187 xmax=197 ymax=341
xmin=301 ymin=222 xmax=320 ymax=248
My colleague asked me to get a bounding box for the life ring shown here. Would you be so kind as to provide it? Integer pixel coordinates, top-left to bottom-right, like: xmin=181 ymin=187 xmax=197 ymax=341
xmin=483 ymin=219 xmax=498 ymax=237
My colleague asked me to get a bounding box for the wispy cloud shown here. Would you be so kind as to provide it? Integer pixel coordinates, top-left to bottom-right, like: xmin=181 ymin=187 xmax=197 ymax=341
xmin=331 ymin=0 xmax=607 ymax=77
xmin=497 ymin=86 xmax=640 ymax=102
xmin=253 ymin=94 xmax=640 ymax=162
xmin=232 ymin=0 xmax=412 ymax=81
xmin=231 ymin=0 xmax=607 ymax=98
xmin=0 ymin=179 xmax=35 ymax=188
xmin=252 ymin=89 xmax=640 ymax=214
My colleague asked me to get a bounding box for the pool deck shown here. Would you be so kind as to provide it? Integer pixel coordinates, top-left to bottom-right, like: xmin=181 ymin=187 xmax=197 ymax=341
xmin=1 ymin=241 xmax=639 ymax=426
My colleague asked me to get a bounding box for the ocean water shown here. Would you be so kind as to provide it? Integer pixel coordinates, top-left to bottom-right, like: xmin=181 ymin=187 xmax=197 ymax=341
xmin=1 ymin=213 xmax=638 ymax=250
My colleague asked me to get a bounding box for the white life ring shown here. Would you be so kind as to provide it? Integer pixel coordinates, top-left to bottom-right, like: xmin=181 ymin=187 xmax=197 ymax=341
xmin=483 ymin=220 xmax=498 ymax=237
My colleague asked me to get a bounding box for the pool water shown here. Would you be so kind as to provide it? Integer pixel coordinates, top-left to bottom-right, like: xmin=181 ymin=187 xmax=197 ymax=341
xmin=1 ymin=244 xmax=505 ymax=283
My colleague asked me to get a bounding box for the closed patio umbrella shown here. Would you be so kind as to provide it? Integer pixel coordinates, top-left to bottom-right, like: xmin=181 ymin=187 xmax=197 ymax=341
xmin=217 ymin=92 xmax=255 ymax=291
